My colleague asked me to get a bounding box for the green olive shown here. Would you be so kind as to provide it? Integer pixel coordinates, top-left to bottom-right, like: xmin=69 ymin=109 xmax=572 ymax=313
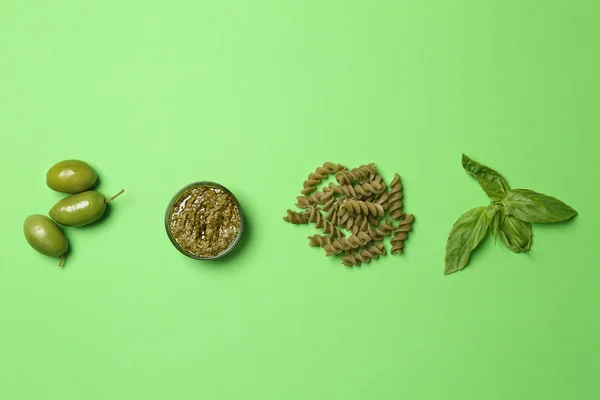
xmin=49 ymin=189 xmax=124 ymax=227
xmin=24 ymin=215 xmax=69 ymax=266
xmin=46 ymin=160 xmax=97 ymax=194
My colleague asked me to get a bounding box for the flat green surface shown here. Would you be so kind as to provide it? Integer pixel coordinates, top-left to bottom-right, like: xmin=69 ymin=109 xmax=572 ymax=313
xmin=1 ymin=1 xmax=598 ymax=399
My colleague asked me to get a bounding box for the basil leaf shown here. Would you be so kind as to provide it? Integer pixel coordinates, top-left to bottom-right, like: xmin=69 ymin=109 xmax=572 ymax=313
xmin=486 ymin=203 xmax=500 ymax=242
xmin=462 ymin=154 xmax=510 ymax=201
xmin=502 ymin=189 xmax=578 ymax=223
xmin=445 ymin=206 xmax=489 ymax=275
xmin=498 ymin=212 xmax=532 ymax=253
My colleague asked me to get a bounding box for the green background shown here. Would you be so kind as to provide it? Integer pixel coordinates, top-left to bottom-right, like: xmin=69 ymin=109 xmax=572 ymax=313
xmin=1 ymin=1 xmax=598 ymax=399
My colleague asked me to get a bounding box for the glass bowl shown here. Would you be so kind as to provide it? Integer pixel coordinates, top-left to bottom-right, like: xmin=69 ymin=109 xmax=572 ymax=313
xmin=165 ymin=181 xmax=244 ymax=260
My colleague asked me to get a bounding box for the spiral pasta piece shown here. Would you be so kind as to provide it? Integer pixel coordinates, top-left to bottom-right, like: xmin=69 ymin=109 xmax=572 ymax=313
xmin=322 ymin=182 xmax=358 ymax=198
xmin=349 ymin=213 xmax=378 ymax=233
xmin=362 ymin=222 xmax=379 ymax=240
xmin=320 ymin=189 xmax=335 ymax=203
xmin=307 ymin=234 xmax=332 ymax=247
xmin=363 ymin=218 xmax=393 ymax=239
xmin=283 ymin=209 xmax=309 ymax=224
xmin=339 ymin=209 xmax=368 ymax=233
xmin=389 ymin=173 xmax=404 ymax=220
xmin=323 ymin=180 xmax=384 ymax=199
xmin=335 ymin=163 xmax=378 ymax=185
xmin=295 ymin=193 xmax=323 ymax=209
xmin=352 ymin=216 xmax=369 ymax=236
xmin=322 ymin=232 xmax=372 ymax=256
xmin=307 ymin=207 xmax=344 ymax=239
xmin=324 ymin=202 xmax=340 ymax=226
xmin=370 ymin=174 xmax=386 ymax=193
xmin=341 ymin=243 xmax=386 ymax=267
xmin=375 ymin=189 xmax=390 ymax=211
xmin=301 ymin=162 xmax=346 ymax=195
xmin=341 ymin=200 xmax=385 ymax=218
xmin=390 ymin=213 xmax=414 ymax=255
xmin=368 ymin=215 xmax=381 ymax=226
xmin=376 ymin=219 xmax=395 ymax=237
xmin=337 ymin=206 xmax=354 ymax=230
xmin=321 ymin=196 xmax=338 ymax=212
xmin=324 ymin=206 xmax=337 ymax=221
xmin=371 ymin=174 xmax=384 ymax=185
xmin=322 ymin=162 xmax=346 ymax=174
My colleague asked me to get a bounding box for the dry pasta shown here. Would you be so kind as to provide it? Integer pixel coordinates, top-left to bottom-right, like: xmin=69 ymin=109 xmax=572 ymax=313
xmin=341 ymin=243 xmax=386 ymax=267
xmin=295 ymin=193 xmax=323 ymax=209
xmin=341 ymin=200 xmax=385 ymax=218
xmin=335 ymin=163 xmax=378 ymax=185
xmin=322 ymin=232 xmax=372 ymax=256
xmin=307 ymin=234 xmax=333 ymax=247
xmin=375 ymin=189 xmax=390 ymax=211
xmin=283 ymin=209 xmax=309 ymax=224
xmin=301 ymin=162 xmax=346 ymax=195
xmin=307 ymin=206 xmax=345 ymax=239
xmin=389 ymin=173 xmax=404 ymax=220
xmin=360 ymin=219 xmax=395 ymax=241
xmin=324 ymin=206 xmax=338 ymax=222
xmin=321 ymin=196 xmax=338 ymax=213
xmin=390 ymin=214 xmax=414 ymax=255
xmin=376 ymin=219 xmax=395 ymax=237
xmin=284 ymin=162 xmax=415 ymax=267
xmin=323 ymin=180 xmax=384 ymax=199
xmin=336 ymin=207 xmax=353 ymax=230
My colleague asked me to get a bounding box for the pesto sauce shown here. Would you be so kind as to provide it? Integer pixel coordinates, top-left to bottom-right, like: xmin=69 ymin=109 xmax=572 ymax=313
xmin=169 ymin=185 xmax=241 ymax=258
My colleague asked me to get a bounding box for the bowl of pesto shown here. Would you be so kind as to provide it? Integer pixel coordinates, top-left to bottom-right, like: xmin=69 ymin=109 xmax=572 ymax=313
xmin=165 ymin=182 xmax=244 ymax=260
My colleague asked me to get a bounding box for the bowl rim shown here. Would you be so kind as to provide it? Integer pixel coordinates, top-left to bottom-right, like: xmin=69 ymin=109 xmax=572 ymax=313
xmin=164 ymin=181 xmax=245 ymax=260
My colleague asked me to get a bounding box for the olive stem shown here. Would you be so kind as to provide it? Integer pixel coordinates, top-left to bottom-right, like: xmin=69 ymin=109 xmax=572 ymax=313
xmin=105 ymin=189 xmax=125 ymax=204
xmin=58 ymin=254 xmax=65 ymax=268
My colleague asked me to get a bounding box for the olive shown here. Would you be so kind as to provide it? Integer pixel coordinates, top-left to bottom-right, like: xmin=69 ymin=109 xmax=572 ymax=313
xmin=46 ymin=160 xmax=97 ymax=194
xmin=49 ymin=189 xmax=125 ymax=227
xmin=24 ymin=215 xmax=69 ymax=267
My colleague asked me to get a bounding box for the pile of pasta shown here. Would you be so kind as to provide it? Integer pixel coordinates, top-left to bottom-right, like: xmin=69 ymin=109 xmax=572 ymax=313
xmin=283 ymin=162 xmax=415 ymax=267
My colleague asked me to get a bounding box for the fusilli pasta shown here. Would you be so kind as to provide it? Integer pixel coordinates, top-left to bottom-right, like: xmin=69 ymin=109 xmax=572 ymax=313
xmin=324 ymin=206 xmax=339 ymax=223
xmin=283 ymin=209 xmax=309 ymax=224
xmin=322 ymin=232 xmax=372 ymax=256
xmin=375 ymin=219 xmax=395 ymax=237
xmin=375 ymin=189 xmax=390 ymax=211
xmin=307 ymin=234 xmax=333 ymax=247
xmin=295 ymin=193 xmax=323 ymax=209
xmin=323 ymin=180 xmax=384 ymax=199
xmin=307 ymin=206 xmax=345 ymax=239
xmin=335 ymin=163 xmax=378 ymax=185
xmin=301 ymin=162 xmax=346 ymax=195
xmin=389 ymin=173 xmax=404 ymax=220
xmin=285 ymin=162 xmax=414 ymax=268
xmin=341 ymin=243 xmax=386 ymax=267
xmin=336 ymin=206 xmax=351 ymax=229
xmin=321 ymin=196 xmax=338 ymax=212
xmin=341 ymin=200 xmax=385 ymax=218
xmin=390 ymin=214 xmax=414 ymax=255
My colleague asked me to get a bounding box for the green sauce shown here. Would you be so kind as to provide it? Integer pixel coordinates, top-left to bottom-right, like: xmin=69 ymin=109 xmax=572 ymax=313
xmin=169 ymin=185 xmax=241 ymax=258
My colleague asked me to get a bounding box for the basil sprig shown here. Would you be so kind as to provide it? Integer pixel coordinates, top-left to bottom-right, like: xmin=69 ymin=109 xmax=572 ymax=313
xmin=445 ymin=154 xmax=577 ymax=275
